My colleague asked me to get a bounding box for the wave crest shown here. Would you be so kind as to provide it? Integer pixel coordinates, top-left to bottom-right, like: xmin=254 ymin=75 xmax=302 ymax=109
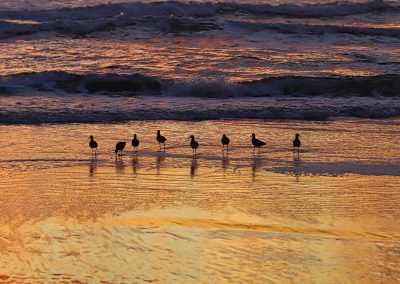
xmin=225 ymin=0 xmax=395 ymax=17
xmin=0 ymin=0 xmax=397 ymax=38
xmin=1 ymin=71 xmax=400 ymax=123
xmin=1 ymin=71 xmax=399 ymax=98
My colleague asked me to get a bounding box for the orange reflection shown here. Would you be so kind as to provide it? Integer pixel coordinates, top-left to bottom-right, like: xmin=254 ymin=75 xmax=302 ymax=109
xmin=0 ymin=120 xmax=399 ymax=282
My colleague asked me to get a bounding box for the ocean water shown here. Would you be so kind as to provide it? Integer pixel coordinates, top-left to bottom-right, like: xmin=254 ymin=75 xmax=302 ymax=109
xmin=0 ymin=0 xmax=399 ymax=122
xmin=0 ymin=0 xmax=400 ymax=282
xmin=0 ymin=120 xmax=399 ymax=282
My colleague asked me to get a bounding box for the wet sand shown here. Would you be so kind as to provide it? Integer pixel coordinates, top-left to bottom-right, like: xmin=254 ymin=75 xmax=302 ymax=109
xmin=0 ymin=119 xmax=399 ymax=283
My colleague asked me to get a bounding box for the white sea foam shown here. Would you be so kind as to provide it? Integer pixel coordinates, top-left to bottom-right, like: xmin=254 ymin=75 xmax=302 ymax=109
xmin=0 ymin=71 xmax=399 ymax=123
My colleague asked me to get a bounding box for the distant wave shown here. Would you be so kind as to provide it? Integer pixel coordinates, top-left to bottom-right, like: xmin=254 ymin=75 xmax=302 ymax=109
xmin=1 ymin=71 xmax=399 ymax=97
xmin=1 ymin=71 xmax=400 ymax=123
xmin=0 ymin=0 xmax=397 ymax=39
xmin=0 ymin=0 xmax=395 ymax=18
xmin=1 ymin=17 xmax=398 ymax=39
xmin=227 ymin=20 xmax=400 ymax=38
xmin=223 ymin=0 xmax=396 ymax=17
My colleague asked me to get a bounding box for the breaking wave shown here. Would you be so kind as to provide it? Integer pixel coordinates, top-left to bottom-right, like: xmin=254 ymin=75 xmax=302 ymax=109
xmin=0 ymin=0 xmax=398 ymax=38
xmin=0 ymin=71 xmax=400 ymax=123
xmin=1 ymin=71 xmax=399 ymax=97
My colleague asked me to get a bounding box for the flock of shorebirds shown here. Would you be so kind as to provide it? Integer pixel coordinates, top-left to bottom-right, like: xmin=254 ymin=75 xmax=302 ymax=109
xmin=89 ymin=130 xmax=302 ymax=157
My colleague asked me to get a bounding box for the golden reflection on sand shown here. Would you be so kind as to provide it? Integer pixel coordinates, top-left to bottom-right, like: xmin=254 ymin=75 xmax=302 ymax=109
xmin=0 ymin=120 xmax=399 ymax=282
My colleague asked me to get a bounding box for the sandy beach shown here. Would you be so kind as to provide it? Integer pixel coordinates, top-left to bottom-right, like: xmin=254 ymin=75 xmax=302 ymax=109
xmin=0 ymin=119 xmax=399 ymax=283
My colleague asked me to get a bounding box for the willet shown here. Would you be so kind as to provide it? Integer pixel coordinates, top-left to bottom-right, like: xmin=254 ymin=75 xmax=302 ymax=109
xmin=115 ymin=141 xmax=126 ymax=156
xmin=221 ymin=134 xmax=230 ymax=152
xmin=89 ymin=135 xmax=98 ymax=155
xmin=293 ymin=133 xmax=301 ymax=158
xmin=251 ymin=133 xmax=266 ymax=154
xmin=190 ymin=135 xmax=199 ymax=155
xmin=132 ymin=134 xmax=139 ymax=152
xmin=156 ymin=130 xmax=167 ymax=151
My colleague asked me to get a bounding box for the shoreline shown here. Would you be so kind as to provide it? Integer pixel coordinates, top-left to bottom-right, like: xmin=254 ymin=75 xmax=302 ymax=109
xmin=0 ymin=118 xmax=399 ymax=282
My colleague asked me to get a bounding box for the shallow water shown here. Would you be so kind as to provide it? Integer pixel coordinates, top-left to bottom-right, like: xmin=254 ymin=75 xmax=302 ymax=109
xmin=1 ymin=0 xmax=399 ymax=125
xmin=0 ymin=119 xmax=399 ymax=282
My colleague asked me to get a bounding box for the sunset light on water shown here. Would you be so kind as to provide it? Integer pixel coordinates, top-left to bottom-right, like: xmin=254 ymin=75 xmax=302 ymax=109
xmin=0 ymin=0 xmax=399 ymax=282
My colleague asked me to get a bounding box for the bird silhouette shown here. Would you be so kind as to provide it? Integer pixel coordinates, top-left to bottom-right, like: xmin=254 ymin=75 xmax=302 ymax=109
xmin=115 ymin=141 xmax=126 ymax=156
xmin=293 ymin=133 xmax=301 ymax=158
xmin=89 ymin=135 xmax=98 ymax=155
xmin=156 ymin=130 xmax=167 ymax=151
xmin=251 ymin=133 xmax=266 ymax=154
xmin=221 ymin=134 xmax=230 ymax=152
xmin=190 ymin=135 xmax=199 ymax=155
xmin=132 ymin=134 xmax=139 ymax=152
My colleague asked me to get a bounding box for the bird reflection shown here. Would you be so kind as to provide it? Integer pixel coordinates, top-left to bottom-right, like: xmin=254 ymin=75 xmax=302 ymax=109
xmin=292 ymin=158 xmax=303 ymax=182
xmin=190 ymin=157 xmax=198 ymax=179
xmin=221 ymin=157 xmax=229 ymax=173
xmin=222 ymin=146 xmax=229 ymax=158
xmin=156 ymin=154 xmax=165 ymax=175
xmin=115 ymin=156 xmax=125 ymax=174
xmin=251 ymin=157 xmax=263 ymax=181
xmin=132 ymin=154 xmax=139 ymax=175
xmin=89 ymin=159 xmax=97 ymax=177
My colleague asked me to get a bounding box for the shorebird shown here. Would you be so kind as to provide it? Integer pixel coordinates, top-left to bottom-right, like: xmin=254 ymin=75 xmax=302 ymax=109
xmin=251 ymin=133 xmax=266 ymax=154
xmin=293 ymin=133 xmax=301 ymax=157
xmin=156 ymin=130 xmax=167 ymax=151
xmin=190 ymin=135 xmax=199 ymax=155
xmin=88 ymin=135 xmax=98 ymax=155
xmin=131 ymin=134 xmax=139 ymax=152
xmin=115 ymin=141 xmax=126 ymax=156
xmin=221 ymin=134 xmax=230 ymax=151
